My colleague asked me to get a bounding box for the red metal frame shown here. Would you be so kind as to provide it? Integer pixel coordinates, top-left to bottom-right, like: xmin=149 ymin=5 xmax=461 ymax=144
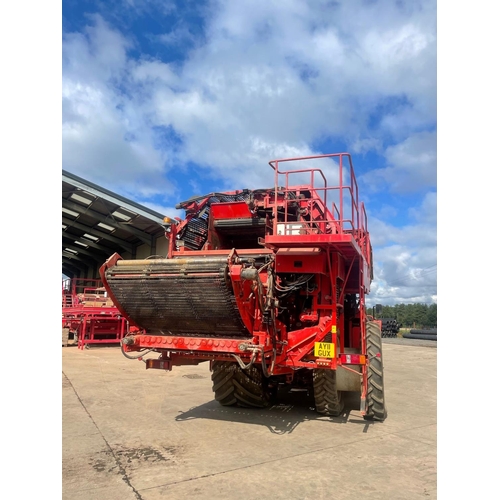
xmin=62 ymin=278 xmax=128 ymax=349
xmin=99 ymin=153 xmax=374 ymax=414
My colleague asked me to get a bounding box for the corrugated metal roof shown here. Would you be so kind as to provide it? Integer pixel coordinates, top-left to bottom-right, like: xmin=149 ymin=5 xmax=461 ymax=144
xmin=62 ymin=170 xmax=166 ymax=278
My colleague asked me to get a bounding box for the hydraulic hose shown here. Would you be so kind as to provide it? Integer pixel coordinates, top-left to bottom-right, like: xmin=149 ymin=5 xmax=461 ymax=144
xmin=232 ymin=350 xmax=258 ymax=370
xmin=120 ymin=339 xmax=154 ymax=359
xmin=261 ymin=346 xmax=276 ymax=378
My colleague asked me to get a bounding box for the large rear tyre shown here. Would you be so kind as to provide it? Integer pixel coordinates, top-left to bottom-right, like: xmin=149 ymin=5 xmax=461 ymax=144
xmin=211 ymin=361 xmax=270 ymax=408
xmin=313 ymin=369 xmax=344 ymax=416
xmin=211 ymin=361 xmax=238 ymax=406
xmin=364 ymin=320 xmax=387 ymax=421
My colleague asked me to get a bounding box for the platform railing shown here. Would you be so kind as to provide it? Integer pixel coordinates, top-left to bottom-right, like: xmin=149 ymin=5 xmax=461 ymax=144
xmin=268 ymin=153 xmax=367 ymax=250
xmin=62 ymin=277 xmax=127 ymax=349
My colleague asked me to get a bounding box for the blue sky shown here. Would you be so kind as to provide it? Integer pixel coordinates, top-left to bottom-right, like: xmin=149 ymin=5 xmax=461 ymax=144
xmin=62 ymin=0 xmax=437 ymax=306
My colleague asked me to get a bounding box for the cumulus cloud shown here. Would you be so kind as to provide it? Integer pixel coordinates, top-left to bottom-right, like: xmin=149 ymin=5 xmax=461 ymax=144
xmin=63 ymin=1 xmax=436 ymax=188
xmin=367 ymin=194 xmax=437 ymax=306
xmin=62 ymin=15 xmax=175 ymax=198
xmin=62 ymin=0 xmax=437 ymax=304
xmin=360 ymin=130 xmax=437 ymax=194
xmin=409 ymin=191 xmax=437 ymax=224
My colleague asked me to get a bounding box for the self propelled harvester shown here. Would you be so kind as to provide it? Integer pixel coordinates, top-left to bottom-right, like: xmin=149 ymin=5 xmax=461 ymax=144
xmin=100 ymin=153 xmax=387 ymax=421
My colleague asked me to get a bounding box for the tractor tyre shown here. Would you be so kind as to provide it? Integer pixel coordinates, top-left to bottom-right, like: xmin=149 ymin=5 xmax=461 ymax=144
xmin=211 ymin=361 xmax=270 ymax=408
xmin=233 ymin=363 xmax=270 ymax=408
xmin=211 ymin=361 xmax=238 ymax=406
xmin=364 ymin=320 xmax=387 ymax=421
xmin=313 ymin=369 xmax=344 ymax=416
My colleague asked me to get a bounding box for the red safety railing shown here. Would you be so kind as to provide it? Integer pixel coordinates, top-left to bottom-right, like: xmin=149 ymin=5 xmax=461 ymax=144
xmin=62 ymin=277 xmax=127 ymax=348
xmin=268 ymin=153 xmax=370 ymax=259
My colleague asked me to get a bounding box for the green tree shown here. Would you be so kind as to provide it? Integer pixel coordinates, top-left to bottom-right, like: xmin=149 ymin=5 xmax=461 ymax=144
xmin=425 ymin=304 xmax=437 ymax=327
xmin=374 ymin=303 xmax=437 ymax=328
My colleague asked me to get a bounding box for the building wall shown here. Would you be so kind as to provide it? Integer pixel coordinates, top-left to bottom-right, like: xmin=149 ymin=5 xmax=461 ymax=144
xmin=136 ymin=233 xmax=169 ymax=259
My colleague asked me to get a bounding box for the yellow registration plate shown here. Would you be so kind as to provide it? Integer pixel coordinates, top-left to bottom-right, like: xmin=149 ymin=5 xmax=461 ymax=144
xmin=314 ymin=342 xmax=335 ymax=358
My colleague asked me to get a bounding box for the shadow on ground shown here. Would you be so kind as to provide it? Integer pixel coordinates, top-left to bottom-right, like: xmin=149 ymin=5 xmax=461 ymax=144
xmin=175 ymin=389 xmax=370 ymax=434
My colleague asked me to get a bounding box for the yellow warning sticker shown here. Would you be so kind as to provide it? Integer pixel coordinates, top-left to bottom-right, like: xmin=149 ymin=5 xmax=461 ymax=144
xmin=331 ymin=325 xmax=337 ymax=333
xmin=314 ymin=342 xmax=335 ymax=358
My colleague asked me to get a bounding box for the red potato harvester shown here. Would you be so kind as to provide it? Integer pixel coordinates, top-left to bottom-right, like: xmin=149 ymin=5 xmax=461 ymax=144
xmin=100 ymin=153 xmax=386 ymax=421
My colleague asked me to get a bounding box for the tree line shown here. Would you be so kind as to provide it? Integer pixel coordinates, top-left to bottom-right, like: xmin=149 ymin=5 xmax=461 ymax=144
xmin=371 ymin=303 xmax=437 ymax=328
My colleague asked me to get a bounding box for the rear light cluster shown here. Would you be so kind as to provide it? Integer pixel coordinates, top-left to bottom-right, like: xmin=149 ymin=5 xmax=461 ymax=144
xmin=339 ymin=354 xmax=366 ymax=365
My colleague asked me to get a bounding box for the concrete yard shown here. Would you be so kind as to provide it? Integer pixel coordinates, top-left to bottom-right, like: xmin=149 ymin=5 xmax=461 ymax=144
xmin=62 ymin=341 xmax=437 ymax=500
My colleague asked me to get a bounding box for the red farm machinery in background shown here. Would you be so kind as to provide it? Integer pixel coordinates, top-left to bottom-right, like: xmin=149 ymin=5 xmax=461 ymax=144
xmin=99 ymin=153 xmax=387 ymax=421
xmin=62 ymin=278 xmax=128 ymax=349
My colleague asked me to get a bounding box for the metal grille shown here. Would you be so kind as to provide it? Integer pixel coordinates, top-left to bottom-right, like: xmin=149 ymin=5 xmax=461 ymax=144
xmin=105 ymin=256 xmax=249 ymax=338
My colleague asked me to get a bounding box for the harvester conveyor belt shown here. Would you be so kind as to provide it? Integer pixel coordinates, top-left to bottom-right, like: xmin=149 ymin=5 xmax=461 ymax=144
xmin=104 ymin=256 xmax=249 ymax=338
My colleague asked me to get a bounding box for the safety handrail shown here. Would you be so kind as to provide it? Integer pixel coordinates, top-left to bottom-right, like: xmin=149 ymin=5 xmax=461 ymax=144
xmin=267 ymin=153 xmax=369 ymax=256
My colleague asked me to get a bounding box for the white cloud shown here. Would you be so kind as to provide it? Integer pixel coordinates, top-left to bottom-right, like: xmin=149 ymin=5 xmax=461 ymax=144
xmin=62 ymin=15 xmax=175 ymax=198
xmin=350 ymin=137 xmax=383 ymax=155
xmin=157 ymin=25 xmax=200 ymax=47
xmin=360 ymin=130 xmax=437 ymax=194
xmin=62 ymin=1 xmax=437 ymax=304
xmin=132 ymin=60 xmax=179 ymax=85
xmin=367 ymin=195 xmax=437 ymax=306
xmin=137 ymin=201 xmax=178 ymax=219
xmin=63 ymin=14 xmax=131 ymax=82
xmin=63 ymin=1 xmax=437 ymax=191
xmin=409 ymin=191 xmax=437 ymax=224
